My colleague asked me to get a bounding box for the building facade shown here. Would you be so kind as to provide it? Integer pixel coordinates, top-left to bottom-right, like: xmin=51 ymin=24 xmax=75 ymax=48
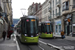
xmin=62 ymin=0 xmax=75 ymax=36
xmin=34 ymin=6 xmax=42 ymax=23
xmin=0 ymin=0 xmax=12 ymax=38
xmin=28 ymin=0 xmax=75 ymax=37
xmin=41 ymin=0 xmax=50 ymax=22
xmin=28 ymin=2 xmax=41 ymax=16
xmin=48 ymin=0 xmax=62 ymax=35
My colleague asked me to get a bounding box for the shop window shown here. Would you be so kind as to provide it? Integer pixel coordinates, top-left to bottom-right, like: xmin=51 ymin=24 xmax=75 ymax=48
xmin=56 ymin=25 xmax=57 ymax=32
xmin=65 ymin=25 xmax=67 ymax=33
xmin=70 ymin=25 xmax=72 ymax=32
xmin=73 ymin=13 xmax=75 ymax=23
xmin=59 ymin=25 xmax=61 ymax=32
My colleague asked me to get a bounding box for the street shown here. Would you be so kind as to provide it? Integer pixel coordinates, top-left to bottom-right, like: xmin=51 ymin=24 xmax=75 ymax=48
xmin=39 ymin=38 xmax=75 ymax=50
xmin=17 ymin=36 xmax=57 ymax=50
xmin=15 ymin=30 xmax=75 ymax=50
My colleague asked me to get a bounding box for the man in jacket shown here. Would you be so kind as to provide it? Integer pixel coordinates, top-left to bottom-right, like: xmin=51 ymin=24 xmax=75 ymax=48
xmin=2 ymin=30 xmax=6 ymax=40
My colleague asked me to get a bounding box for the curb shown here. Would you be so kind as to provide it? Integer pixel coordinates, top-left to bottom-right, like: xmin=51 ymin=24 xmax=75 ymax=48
xmin=47 ymin=43 xmax=64 ymax=50
xmin=15 ymin=35 xmax=20 ymax=50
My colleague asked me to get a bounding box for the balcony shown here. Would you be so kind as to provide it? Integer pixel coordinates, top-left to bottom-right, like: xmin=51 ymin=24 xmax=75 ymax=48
xmin=48 ymin=16 xmax=52 ymax=20
xmin=56 ymin=1 xmax=61 ymax=7
xmin=72 ymin=5 xmax=75 ymax=12
xmin=62 ymin=6 xmax=70 ymax=15
xmin=49 ymin=7 xmax=51 ymax=12
xmin=62 ymin=0 xmax=69 ymax=3
xmin=49 ymin=0 xmax=51 ymax=3
xmin=56 ymin=12 xmax=61 ymax=17
xmin=73 ymin=5 xmax=75 ymax=8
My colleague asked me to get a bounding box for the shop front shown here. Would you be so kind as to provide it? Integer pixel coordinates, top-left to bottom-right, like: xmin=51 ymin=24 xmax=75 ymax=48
xmin=55 ymin=20 xmax=61 ymax=35
xmin=64 ymin=14 xmax=72 ymax=36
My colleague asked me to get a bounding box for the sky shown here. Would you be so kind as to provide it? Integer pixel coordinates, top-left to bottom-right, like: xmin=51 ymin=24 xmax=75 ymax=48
xmin=12 ymin=0 xmax=45 ymax=19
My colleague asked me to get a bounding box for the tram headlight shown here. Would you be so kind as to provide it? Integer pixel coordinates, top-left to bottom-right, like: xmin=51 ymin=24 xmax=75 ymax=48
xmin=36 ymin=34 xmax=38 ymax=36
xmin=25 ymin=34 xmax=27 ymax=36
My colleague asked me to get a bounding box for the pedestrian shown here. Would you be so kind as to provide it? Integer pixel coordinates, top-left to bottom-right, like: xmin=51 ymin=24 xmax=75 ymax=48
xmin=2 ymin=30 xmax=6 ymax=40
xmin=61 ymin=30 xmax=65 ymax=39
xmin=7 ymin=29 xmax=13 ymax=39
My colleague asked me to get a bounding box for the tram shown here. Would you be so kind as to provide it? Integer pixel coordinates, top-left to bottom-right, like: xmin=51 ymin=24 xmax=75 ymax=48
xmin=39 ymin=21 xmax=53 ymax=38
xmin=17 ymin=16 xmax=39 ymax=43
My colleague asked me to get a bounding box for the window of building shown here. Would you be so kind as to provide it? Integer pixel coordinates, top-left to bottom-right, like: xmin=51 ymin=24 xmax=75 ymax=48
xmin=53 ymin=10 xmax=54 ymax=17
xmin=53 ymin=0 xmax=54 ymax=7
xmin=73 ymin=13 xmax=75 ymax=23
xmin=62 ymin=1 xmax=69 ymax=11
xmin=56 ymin=9 xmax=57 ymax=16
xmin=73 ymin=0 xmax=75 ymax=8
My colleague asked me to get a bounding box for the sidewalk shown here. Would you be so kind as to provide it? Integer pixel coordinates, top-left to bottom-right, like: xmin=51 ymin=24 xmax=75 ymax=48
xmin=53 ymin=34 xmax=75 ymax=40
xmin=0 ymin=36 xmax=17 ymax=50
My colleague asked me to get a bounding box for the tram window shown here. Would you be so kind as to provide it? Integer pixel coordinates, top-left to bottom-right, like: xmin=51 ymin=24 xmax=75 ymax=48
xmin=50 ymin=24 xmax=52 ymax=32
xmin=25 ymin=19 xmax=38 ymax=34
xmin=25 ymin=19 xmax=27 ymax=33
xmin=46 ymin=25 xmax=50 ymax=32
xmin=41 ymin=24 xmax=44 ymax=32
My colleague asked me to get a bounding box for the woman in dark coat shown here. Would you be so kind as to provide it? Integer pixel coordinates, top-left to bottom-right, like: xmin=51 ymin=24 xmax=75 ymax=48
xmin=7 ymin=29 xmax=13 ymax=39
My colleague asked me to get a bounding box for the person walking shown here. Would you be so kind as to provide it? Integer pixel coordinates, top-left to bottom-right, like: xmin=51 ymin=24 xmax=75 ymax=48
xmin=2 ymin=30 xmax=6 ymax=40
xmin=61 ymin=30 xmax=65 ymax=39
xmin=7 ymin=29 xmax=13 ymax=39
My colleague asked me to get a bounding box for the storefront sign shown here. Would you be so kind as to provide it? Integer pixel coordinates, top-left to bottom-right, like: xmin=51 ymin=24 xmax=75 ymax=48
xmin=55 ymin=21 xmax=61 ymax=25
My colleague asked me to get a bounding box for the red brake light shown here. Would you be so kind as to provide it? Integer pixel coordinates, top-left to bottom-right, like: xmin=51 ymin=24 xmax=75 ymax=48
xmin=51 ymin=32 xmax=52 ymax=34
xmin=45 ymin=32 xmax=47 ymax=34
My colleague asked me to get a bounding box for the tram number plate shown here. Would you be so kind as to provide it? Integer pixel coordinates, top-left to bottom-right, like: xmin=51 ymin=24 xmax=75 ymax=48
xmin=30 ymin=38 xmax=34 ymax=40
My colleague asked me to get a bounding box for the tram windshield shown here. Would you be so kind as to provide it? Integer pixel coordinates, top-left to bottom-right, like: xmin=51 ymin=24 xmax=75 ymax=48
xmin=41 ymin=23 xmax=53 ymax=33
xmin=21 ymin=18 xmax=38 ymax=37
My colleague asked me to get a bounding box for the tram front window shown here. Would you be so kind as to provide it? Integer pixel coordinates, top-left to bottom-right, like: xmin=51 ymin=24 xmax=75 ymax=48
xmin=44 ymin=25 xmax=51 ymax=34
xmin=24 ymin=19 xmax=38 ymax=37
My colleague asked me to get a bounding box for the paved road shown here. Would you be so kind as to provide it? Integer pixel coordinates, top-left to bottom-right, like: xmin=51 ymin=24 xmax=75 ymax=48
xmin=39 ymin=38 xmax=75 ymax=50
xmin=0 ymin=37 xmax=17 ymax=50
xmin=17 ymin=36 xmax=56 ymax=50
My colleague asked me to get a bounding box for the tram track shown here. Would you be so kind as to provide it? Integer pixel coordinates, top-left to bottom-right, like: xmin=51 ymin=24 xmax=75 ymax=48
xmin=26 ymin=44 xmax=42 ymax=50
xmin=38 ymin=45 xmax=44 ymax=50
xmin=26 ymin=45 xmax=32 ymax=50
xmin=16 ymin=36 xmax=56 ymax=50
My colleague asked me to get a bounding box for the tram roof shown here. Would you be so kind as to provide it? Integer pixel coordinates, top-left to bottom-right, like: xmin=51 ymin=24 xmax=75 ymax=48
xmin=21 ymin=16 xmax=38 ymax=20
